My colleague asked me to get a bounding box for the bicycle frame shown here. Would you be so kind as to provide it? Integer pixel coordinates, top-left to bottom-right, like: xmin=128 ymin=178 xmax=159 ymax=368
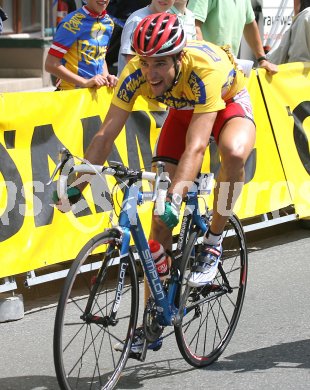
xmin=114 ymin=184 xmax=209 ymax=327
xmin=50 ymin=152 xmax=211 ymax=327
xmin=53 ymin=154 xmax=248 ymax=388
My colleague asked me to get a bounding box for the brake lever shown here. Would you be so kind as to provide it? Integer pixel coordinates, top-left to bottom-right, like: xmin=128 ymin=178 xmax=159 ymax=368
xmin=47 ymin=161 xmax=64 ymax=185
xmin=46 ymin=148 xmax=72 ymax=185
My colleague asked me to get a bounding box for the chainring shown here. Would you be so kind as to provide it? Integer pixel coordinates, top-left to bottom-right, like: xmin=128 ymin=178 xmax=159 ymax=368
xmin=143 ymin=297 xmax=163 ymax=343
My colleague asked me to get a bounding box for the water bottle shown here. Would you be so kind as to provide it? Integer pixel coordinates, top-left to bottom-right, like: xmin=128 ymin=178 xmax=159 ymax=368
xmin=148 ymin=239 xmax=170 ymax=282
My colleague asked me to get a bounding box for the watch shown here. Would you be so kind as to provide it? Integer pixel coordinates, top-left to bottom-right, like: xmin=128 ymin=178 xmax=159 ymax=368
xmin=256 ymin=56 xmax=267 ymax=63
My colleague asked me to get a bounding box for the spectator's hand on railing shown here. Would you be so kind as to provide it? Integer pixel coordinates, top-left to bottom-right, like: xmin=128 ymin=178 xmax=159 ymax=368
xmin=84 ymin=74 xmax=118 ymax=89
xmin=258 ymin=59 xmax=278 ymax=75
xmin=106 ymin=74 xmax=118 ymax=87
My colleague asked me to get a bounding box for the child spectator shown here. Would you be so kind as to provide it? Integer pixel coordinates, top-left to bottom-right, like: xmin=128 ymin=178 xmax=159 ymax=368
xmin=170 ymin=0 xmax=196 ymax=40
xmin=46 ymin=0 xmax=117 ymax=90
xmin=117 ymin=0 xmax=176 ymax=76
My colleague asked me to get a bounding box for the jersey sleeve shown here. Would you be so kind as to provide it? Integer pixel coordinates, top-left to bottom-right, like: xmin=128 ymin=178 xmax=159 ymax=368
xmin=187 ymin=0 xmax=211 ymax=23
xmin=48 ymin=17 xmax=79 ymax=58
xmin=192 ymin=72 xmax=226 ymax=114
xmin=188 ymin=63 xmax=227 ymax=114
xmin=111 ymin=59 xmax=145 ymax=111
xmin=245 ymin=0 xmax=255 ymax=24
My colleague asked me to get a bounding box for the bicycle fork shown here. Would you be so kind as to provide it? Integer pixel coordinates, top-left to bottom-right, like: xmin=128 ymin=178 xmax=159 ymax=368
xmin=80 ymin=229 xmax=130 ymax=327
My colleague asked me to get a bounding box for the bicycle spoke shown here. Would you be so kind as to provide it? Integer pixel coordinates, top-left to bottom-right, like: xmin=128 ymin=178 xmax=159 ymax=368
xmin=175 ymin=214 xmax=248 ymax=367
xmin=54 ymin=234 xmax=138 ymax=390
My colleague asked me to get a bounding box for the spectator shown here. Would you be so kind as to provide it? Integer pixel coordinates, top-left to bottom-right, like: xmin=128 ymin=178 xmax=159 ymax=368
xmin=56 ymin=0 xmax=77 ymax=26
xmin=187 ymin=0 xmax=278 ymax=74
xmin=107 ymin=0 xmax=151 ymax=21
xmin=0 ymin=6 xmax=8 ymax=34
xmin=62 ymin=0 xmax=77 ymax=13
xmin=294 ymin=0 xmax=301 ymax=15
xmin=105 ymin=0 xmax=151 ymax=74
xmin=46 ymin=0 xmax=117 ymax=90
xmin=117 ymin=0 xmax=176 ymax=76
xmin=268 ymin=0 xmax=310 ymax=64
xmin=170 ymin=0 xmax=196 ymax=40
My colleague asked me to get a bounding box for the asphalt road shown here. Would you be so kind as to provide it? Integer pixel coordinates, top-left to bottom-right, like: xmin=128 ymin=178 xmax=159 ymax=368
xmin=1 ymin=221 xmax=310 ymax=390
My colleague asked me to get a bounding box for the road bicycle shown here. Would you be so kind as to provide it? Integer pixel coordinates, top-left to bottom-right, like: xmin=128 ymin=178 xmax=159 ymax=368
xmin=51 ymin=149 xmax=248 ymax=390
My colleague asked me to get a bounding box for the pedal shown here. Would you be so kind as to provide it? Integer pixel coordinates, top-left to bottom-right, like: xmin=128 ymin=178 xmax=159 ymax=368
xmin=139 ymin=338 xmax=148 ymax=362
xmin=128 ymin=351 xmax=143 ymax=361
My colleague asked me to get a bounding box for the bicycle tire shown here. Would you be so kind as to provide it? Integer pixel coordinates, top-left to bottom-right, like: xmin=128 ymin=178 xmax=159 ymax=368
xmin=54 ymin=230 xmax=139 ymax=390
xmin=174 ymin=213 xmax=248 ymax=367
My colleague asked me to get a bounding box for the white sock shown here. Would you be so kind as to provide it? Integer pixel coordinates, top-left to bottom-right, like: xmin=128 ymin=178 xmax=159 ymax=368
xmin=203 ymin=229 xmax=222 ymax=246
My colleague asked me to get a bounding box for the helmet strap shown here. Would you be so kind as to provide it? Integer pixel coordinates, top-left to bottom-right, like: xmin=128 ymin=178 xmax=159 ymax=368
xmin=172 ymin=53 xmax=182 ymax=86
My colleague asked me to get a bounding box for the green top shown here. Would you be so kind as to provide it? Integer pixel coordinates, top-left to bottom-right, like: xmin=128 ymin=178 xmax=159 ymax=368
xmin=187 ymin=0 xmax=255 ymax=55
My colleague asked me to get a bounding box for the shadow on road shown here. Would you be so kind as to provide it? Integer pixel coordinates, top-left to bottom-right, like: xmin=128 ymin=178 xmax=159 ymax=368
xmin=216 ymin=338 xmax=310 ymax=372
xmin=117 ymin=357 xmax=195 ymax=389
xmin=116 ymin=338 xmax=310 ymax=388
xmin=0 ymin=375 xmax=59 ymax=390
xmin=246 ymin=221 xmax=309 ymax=252
xmin=0 ymin=339 xmax=308 ymax=389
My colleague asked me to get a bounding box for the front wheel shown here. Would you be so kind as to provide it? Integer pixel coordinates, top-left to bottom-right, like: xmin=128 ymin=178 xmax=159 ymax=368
xmin=174 ymin=213 xmax=248 ymax=367
xmin=53 ymin=230 xmax=139 ymax=390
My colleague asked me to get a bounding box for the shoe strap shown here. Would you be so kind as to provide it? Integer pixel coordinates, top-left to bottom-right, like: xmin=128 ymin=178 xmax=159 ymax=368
xmin=191 ymin=246 xmax=221 ymax=272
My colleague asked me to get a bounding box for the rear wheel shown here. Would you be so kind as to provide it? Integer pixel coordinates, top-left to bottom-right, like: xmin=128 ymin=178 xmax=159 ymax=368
xmin=174 ymin=213 xmax=247 ymax=367
xmin=54 ymin=231 xmax=139 ymax=389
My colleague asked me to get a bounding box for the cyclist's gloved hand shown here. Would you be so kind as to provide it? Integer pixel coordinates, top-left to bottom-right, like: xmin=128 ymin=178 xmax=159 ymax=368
xmin=52 ymin=186 xmax=81 ymax=206
xmin=159 ymin=201 xmax=179 ymax=229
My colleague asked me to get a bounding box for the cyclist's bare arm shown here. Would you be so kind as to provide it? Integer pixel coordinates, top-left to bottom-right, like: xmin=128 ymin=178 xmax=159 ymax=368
xmin=74 ymin=104 xmax=130 ymax=191
xmin=54 ymin=104 xmax=130 ymax=211
xmin=169 ymin=111 xmax=217 ymax=197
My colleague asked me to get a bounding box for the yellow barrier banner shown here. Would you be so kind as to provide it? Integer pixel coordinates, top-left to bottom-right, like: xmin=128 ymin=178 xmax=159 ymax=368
xmin=1 ymin=67 xmax=304 ymax=278
xmin=0 ymin=89 xmax=166 ymax=278
xmin=257 ymin=63 xmax=310 ymax=218
xmin=201 ymin=71 xmax=292 ymax=218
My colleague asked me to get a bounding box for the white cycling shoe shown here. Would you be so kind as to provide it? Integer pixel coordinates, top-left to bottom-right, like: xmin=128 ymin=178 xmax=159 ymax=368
xmin=188 ymin=243 xmax=222 ymax=288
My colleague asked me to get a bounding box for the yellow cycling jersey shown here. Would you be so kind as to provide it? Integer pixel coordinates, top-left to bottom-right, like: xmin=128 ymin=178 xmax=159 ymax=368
xmin=112 ymin=40 xmax=246 ymax=114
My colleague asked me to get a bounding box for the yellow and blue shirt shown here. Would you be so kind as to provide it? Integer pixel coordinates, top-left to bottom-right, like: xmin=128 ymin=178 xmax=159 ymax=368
xmin=49 ymin=6 xmax=114 ymax=90
xmin=112 ymin=41 xmax=246 ymax=113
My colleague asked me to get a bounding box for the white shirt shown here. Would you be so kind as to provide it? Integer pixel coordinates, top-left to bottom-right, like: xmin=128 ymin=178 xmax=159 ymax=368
xmin=268 ymin=7 xmax=310 ymax=64
xmin=117 ymin=6 xmax=153 ymax=76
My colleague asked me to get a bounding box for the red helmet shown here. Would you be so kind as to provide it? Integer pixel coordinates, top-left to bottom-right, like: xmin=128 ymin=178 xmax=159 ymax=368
xmin=132 ymin=13 xmax=186 ymax=57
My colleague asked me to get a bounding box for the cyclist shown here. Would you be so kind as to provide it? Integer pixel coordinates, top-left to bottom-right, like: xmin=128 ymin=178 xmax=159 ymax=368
xmin=56 ymin=13 xmax=256 ymax=354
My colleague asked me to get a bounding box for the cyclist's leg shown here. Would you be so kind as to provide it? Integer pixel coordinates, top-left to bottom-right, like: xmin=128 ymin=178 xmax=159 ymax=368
xmin=145 ymin=108 xmax=193 ymax=303
xmin=211 ymin=89 xmax=256 ymax=235
xmin=150 ymin=160 xmax=177 ymax=249
xmin=189 ymin=88 xmax=255 ymax=287
xmin=151 ymin=107 xmax=193 ymax=247
xmin=126 ymin=109 xmax=192 ymax=355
